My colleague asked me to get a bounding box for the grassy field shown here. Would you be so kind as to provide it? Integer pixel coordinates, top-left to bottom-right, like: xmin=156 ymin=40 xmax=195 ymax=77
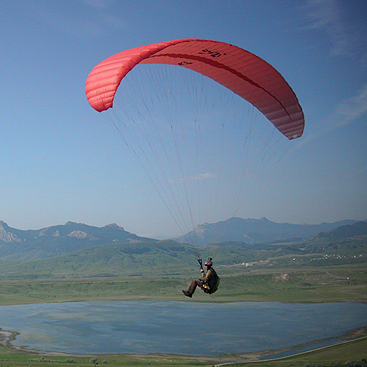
xmin=0 ymin=261 xmax=366 ymax=305
xmin=224 ymin=336 xmax=367 ymax=367
xmin=0 ymin=260 xmax=366 ymax=366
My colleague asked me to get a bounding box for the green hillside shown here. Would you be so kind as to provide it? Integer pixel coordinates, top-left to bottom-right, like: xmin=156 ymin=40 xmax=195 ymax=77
xmin=0 ymin=237 xmax=366 ymax=280
xmin=0 ymin=237 xmax=365 ymax=306
xmin=0 ymin=240 xmax=199 ymax=278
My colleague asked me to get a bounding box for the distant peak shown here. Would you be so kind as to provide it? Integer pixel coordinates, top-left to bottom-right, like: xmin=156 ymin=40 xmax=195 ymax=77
xmin=105 ymin=223 xmax=125 ymax=230
xmin=0 ymin=221 xmax=9 ymax=229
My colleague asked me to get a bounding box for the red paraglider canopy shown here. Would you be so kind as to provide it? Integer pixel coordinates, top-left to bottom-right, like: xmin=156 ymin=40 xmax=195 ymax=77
xmin=85 ymin=38 xmax=304 ymax=139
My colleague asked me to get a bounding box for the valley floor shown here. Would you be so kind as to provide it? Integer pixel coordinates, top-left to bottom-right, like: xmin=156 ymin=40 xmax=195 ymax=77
xmin=0 ymin=261 xmax=366 ymax=305
xmin=0 ymin=262 xmax=366 ymax=366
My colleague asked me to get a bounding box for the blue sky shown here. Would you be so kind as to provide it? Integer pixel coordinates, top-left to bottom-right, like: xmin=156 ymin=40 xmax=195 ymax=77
xmin=1 ymin=0 xmax=366 ymax=238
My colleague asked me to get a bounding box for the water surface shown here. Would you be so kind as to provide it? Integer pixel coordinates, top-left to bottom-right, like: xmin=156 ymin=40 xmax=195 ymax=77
xmin=0 ymin=301 xmax=366 ymax=356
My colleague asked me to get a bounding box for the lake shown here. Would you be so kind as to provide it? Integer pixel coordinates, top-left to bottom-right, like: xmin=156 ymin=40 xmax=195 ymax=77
xmin=0 ymin=301 xmax=366 ymax=356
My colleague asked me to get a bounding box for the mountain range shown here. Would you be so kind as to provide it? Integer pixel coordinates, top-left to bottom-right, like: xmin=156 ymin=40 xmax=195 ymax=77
xmin=0 ymin=217 xmax=365 ymax=262
xmin=175 ymin=217 xmax=360 ymax=245
xmin=0 ymin=220 xmax=366 ymax=279
xmin=0 ymin=221 xmax=156 ymax=261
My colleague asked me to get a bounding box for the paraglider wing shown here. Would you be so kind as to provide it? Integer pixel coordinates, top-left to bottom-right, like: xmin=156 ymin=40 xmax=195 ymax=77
xmin=85 ymin=38 xmax=304 ymax=139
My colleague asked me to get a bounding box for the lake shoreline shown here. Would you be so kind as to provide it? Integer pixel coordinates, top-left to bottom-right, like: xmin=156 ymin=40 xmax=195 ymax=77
xmin=0 ymin=327 xmax=263 ymax=364
xmin=1 ymin=325 xmax=366 ymax=364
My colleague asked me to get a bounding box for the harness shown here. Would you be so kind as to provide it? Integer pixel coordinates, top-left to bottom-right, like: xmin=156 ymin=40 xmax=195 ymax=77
xmin=197 ymin=258 xmax=220 ymax=294
xmin=202 ymin=267 xmax=220 ymax=294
